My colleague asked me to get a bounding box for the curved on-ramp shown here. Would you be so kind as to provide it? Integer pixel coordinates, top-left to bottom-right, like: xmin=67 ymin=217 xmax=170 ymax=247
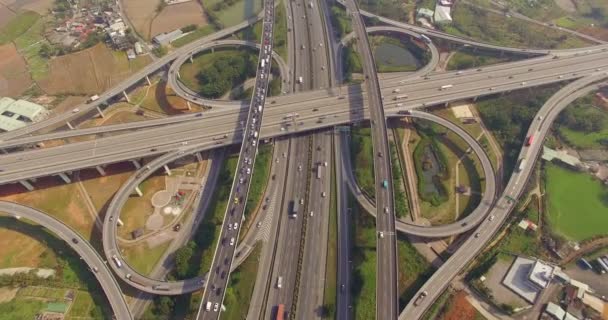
xmin=340 ymin=110 xmax=497 ymax=237
xmin=0 ymin=201 xmax=133 ymax=320
xmin=167 ymin=40 xmax=289 ymax=108
xmin=340 ymin=26 xmax=440 ymax=78
xmin=400 ymin=74 xmax=608 ymax=319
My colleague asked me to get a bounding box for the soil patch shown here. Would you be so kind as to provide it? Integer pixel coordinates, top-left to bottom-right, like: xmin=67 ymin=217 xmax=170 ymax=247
xmin=122 ymin=0 xmax=157 ymax=40
xmin=0 ymin=42 xmax=32 ymax=97
xmin=38 ymin=43 xmax=151 ymax=95
xmin=0 ymin=0 xmax=53 ymax=14
xmin=150 ymin=1 xmax=207 ymax=38
xmin=0 ymin=287 xmax=18 ymax=303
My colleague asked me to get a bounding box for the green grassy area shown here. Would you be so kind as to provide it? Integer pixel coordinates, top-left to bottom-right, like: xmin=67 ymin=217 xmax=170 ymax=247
xmin=171 ymin=25 xmax=217 ymax=48
xmin=545 ymin=164 xmax=608 ymax=241
xmin=0 ymin=298 xmax=45 ymax=320
xmin=178 ymin=48 xmax=258 ymax=98
xmin=323 ymin=155 xmax=338 ymax=319
xmin=13 ymin=16 xmax=51 ymax=81
xmin=397 ymin=236 xmax=435 ymax=310
xmin=389 ymin=140 xmax=410 ymax=218
xmin=412 ymin=134 xmax=450 ymax=206
xmin=222 ymin=245 xmax=261 ymax=319
xmin=349 ymin=195 xmax=376 ymax=320
xmin=418 ymin=0 xmax=437 ymax=11
xmin=350 ymin=126 xmax=375 ymax=199
xmin=446 ymin=50 xmax=512 ymax=71
xmin=441 ymin=4 xmax=589 ymax=49
xmin=370 ymin=35 xmax=429 ymax=73
xmin=556 ymin=93 xmax=608 ymax=149
xmin=329 ymin=4 xmax=352 ymax=38
xmin=203 ymin=0 xmax=263 ymax=28
xmin=67 ymin=290 xmax=108 ymax=318
xmin=343 ymin=43 xmax=363 ymax=82
xmin=358 ymin=0 xmax=414 ymax=22
xmin=122 ymin=242 xmax=171 ymax=276
xmin=0 ymin=10 xmax=40 ymax=45
xmin=241 ymin=144 xmax=273 ymax=240
xmin=233 ymin=1 xmax=288 ymax=60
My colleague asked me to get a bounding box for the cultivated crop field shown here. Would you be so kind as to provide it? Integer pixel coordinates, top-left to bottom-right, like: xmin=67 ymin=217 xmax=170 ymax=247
xmin=150 ymin=1 xmax=207 ymax=37
xmin=0 ymin=43 xmax=32 ymax=96
xmin=38 ymin=43 xmax=151 ymax=95
xmin=545 ymin=164 xmax=608 ymax=241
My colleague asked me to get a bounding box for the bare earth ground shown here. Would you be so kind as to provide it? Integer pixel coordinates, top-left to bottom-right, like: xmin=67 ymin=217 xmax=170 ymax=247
xmin=150 ymin=1 xmax=207 ymax=38
xmin=0 ymin=227 xmax=46 ymax=268
xmin=0 ymin=179 xmax=95 ymax=240
xmin=38 ymin=43 xmax=151 ymax=95
xmin=0 ymin=287 xmax=18 ymax=303
xmin=0 ymin=4 xmax=16 ymax=29
xmin=122 ymin=0 xmax=158 ymax=40
xmin=0 ymin=0 xmax=53 ymax=14
xmin=484 ymin=257 xmax=529 ymax=308
xmin=0 ymin=43 xmax=32 ymax=97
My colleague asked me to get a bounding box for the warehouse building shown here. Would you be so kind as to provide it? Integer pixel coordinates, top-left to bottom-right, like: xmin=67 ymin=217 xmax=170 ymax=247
xmin=0 ymin=97 xmax=49 ymax=132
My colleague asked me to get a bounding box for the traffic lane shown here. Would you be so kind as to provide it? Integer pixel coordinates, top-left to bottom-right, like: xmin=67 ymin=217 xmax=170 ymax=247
xmin=0 ymin=202 xmax=132 ymax=320
xmin=4 ymin=51 xmax=608 ymax=162
xmin=399 ymin=77 xmax=606 ymax=319
xmin=3 ymin=66 xmax=606 ymax=184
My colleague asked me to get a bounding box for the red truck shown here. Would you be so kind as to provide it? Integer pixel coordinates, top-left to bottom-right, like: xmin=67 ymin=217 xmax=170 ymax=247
xmin=526 ymin=135 xmax=534 ymax=146
xmin=276 ymin=304 xmax=285 ymax=320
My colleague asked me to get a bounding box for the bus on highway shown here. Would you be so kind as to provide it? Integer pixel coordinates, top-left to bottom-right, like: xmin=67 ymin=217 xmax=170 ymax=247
xmin=317 ymin=164 xmax=323 ymax=179
xmin=275 ymin=304 xmax=285 ymax=320
xmin=112 ymin=255 xmax=122 ymax=268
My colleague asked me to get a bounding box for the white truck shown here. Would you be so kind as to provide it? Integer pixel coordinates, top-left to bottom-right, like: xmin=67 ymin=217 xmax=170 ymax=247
xmin=277 ymin=276 xmax=283 ymax=288
xmin=308 ymin=1 xmax=313 ymax=8
xmin=297 ymin=76 xmax=303 ymax=84
xmin=439 ymin=84 xmax=453 ymax=90
xmin=88 ymin=95 xmax=100 ymax=103
xmin=112 ymin=255 xmax=122 ymax=268
xmin=517 ymin=158 xmax=526 ymax=172
xmin=261 ymin=59 xmax=266 ymax=68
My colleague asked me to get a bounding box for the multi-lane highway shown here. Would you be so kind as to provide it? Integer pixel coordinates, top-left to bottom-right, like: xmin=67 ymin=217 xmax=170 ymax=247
xmin=400 ymin=74 xmax=607 ymax=319
xmin=3 ymin=49 xmax=608 ymax=186
xmin=195 ymin=1 xmax=276 ymax=318
xmin=342 ymin=0 xmax=398 ymax=317
xmin=0 ymin=201 xmax=133 ymax=320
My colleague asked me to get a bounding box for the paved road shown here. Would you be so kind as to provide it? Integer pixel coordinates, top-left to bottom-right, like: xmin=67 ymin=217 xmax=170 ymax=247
xmin=3 ymin=49 xmax=607 ymax=185
xmin=0 ymin=201 xmax=132 ymax=320
xmin=196 ymin=1 xmax=276 ymax=318
xmin=340 ymin=110 xmax=497 ymax=237
xmin=335 ymin=131 xmax=352 ymax=320
xmin=341 ymin=0 xmax=398 ymax=317
xmin=399 ymin=74 xmax=608 ymax=319
xmin=340 ymin=26 xmax=440 ymax=77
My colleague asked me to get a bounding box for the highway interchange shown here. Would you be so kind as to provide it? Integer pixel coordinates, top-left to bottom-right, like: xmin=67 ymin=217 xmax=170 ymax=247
xmin=0 ymin=1 xmax=607 ymax=319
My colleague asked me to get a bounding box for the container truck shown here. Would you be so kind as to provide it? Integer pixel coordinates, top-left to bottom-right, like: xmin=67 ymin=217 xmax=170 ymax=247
xmin=276 ymin=304 xmax=285 ymax=320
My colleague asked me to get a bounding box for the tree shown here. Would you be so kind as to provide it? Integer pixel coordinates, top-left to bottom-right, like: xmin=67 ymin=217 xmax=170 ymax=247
xmin=174 ymin=242 xmax=195 ymax=278
xmin=39 ymin=43 xmax=54 ymax=58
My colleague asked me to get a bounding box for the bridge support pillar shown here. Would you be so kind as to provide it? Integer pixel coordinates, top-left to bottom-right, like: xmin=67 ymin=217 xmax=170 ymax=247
xmin=187 ymin=101 xmax=192 ymax=110
xmin=211 ymin=47 xmax=214 ymax=53
xmin=196 ymin=152 xmax=203 ymax=162
xmin=444 ymin=102 xmax=449 ymax=107
xmin=134 ymin=186 xmax=143 ymax=197
xmin=96 ymin=106 xmax=105 ymax=118
xmin=19 ymin=180 xmax=34 ymax=191
xmin=131 ymin=159 xmax=141 ymax=169
xmin=177 ymin=71 xmax=181 ymax=79
xmin=66 ymin=121 xmax=74 ymax=130
xmin=145 ymin=75 xmax=152 ymax=86
xmin=123 ymin=91 xmax=130 ymax=103
xmin=96 ymin=165 xmax=106 ymax=176
xmin=189 ymin=55 xmax=193 ymax=64
xmin=58 ymin=172 xmax=71 ymax=184
xmin=163 ymin=165 xmax=172 ymax=176
xmin=473 ymin=96 xmax=478 ymax=102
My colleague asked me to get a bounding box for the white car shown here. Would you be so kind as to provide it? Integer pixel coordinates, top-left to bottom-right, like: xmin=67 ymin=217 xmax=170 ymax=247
xmin=310 ymin=211 xmax=314 ymax=217
xmin=321 ymin=192 xmax=326 ymax=197
xmin=233 ymin=222 xmax=238 ymax=229
xmin=229 ymin=237 xmax=235 ymax=246
xmin=213 ymin=303 xmax=219 ymax=312
xmin=72 ymin=108 xmax=80 ymax=113
xmin=379 ymin=232 xmax=384 ymax=238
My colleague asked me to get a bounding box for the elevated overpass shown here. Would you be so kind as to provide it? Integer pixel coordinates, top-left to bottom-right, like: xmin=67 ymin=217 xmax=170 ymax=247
xmin=0 ymin=201 xmax=133 ymax=320
xmin=1 ymin=50 xmax=607 ymax=186
xmin=400 ymin=74 xmax=608 ymax=319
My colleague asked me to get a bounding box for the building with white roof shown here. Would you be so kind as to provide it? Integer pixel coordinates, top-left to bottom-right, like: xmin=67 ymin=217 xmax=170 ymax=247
xmin=153 ymin=29 xmax=184 ymax=46
xmin=0 ymin=97 xmax=49 ymax=132
xmin=529 ymin=259 xmax=554 ymax=289
xmin=545 ymin=302 xmax=566 ymax=320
